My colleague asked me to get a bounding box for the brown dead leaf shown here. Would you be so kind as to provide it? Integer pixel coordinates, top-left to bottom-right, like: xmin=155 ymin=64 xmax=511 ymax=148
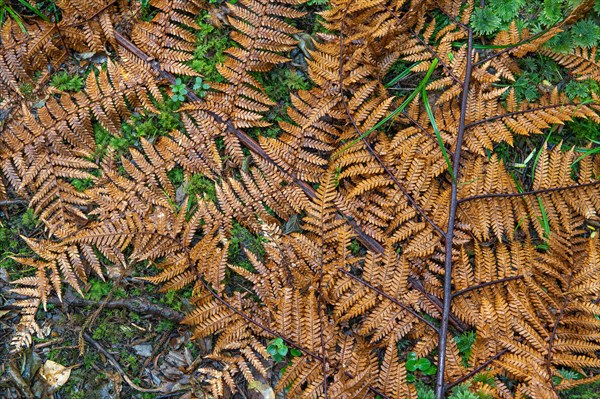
xmin=39 ymin=360 xmax=72 ymax=392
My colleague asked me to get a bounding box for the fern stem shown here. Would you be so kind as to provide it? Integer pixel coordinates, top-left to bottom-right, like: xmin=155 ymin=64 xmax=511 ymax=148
xmin=340 ymin=269 xmax=439 ymax=332
xmin=436 ymin=26 xmax=474 ymax=399
xmin=445 ymin=349 xmax=508 ymax=391
xmin=451 ymin=275 xmax=523 ymax=297
xmin=457 ymin=179 xmax=600 ymax=203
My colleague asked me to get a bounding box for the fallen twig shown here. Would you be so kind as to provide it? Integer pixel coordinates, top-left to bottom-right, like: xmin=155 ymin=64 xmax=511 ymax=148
xmin=7 ymin=359 xmax=34 ymax=398
xmin=55 ymin=290 xmax=183 ymax=323
xmin=83 ymin=332 xmax=163 ymax=393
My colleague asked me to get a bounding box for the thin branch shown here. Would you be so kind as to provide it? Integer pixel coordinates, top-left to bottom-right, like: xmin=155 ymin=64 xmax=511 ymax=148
xmin=464 ymin=104 xmax=576 ymax=130
xmin=452 ymin=276 xmax=523 ymax=298
xmin=53 ymin=290 xmax=183 ymax=322
xmin=547 ymin=269 xmax=575 ymax=393
xmin=83 ymin=332 xmax=163 ymax=393
xmin=445 ymin=349 xmax=508 ymax=391
xmin=408 ymin=276 xmax=468 ymax=332
xmin=0 ymin=199 xmax=28 ymax=206
xmin=458 ymin=180 xmax=600 ymax=204
xmin=339 ymin=269 xmax=440 ymax=333
xmin=436 ymin=23 xmax=474 ymax=399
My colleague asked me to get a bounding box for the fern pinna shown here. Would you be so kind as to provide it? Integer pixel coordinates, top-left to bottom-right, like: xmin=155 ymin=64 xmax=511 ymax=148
xmin=3 ymin=0 xmax=600 ymax=398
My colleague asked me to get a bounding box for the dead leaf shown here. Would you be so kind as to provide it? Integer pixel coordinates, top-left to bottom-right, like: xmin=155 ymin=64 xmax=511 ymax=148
xmin=248 ymin=380 xmax=275 ymax=399
xmin=39 ymin=360 xmax=72 ymax=392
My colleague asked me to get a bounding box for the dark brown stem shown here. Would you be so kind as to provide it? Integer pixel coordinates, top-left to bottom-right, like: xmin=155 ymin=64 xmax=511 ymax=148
xmin=0 ymin=199 xmax=29 ymax=206
xmin=339 ymin=269 xmax=439 ymax=332
xmin=435 ymin=24 xmax=473 ymax=399
xmin=465 ymin=104 xmax=571 ymax=129
xmin=547 ymin=269 xmax=575 ymax=393
xmin=83 ymin=332 xmax=162 ymax=393
xmin=452 ymin=276 xmax=523 ymax=298
xmin=445 ymin=349 xmax=508 ymax=391
xmin=408 ymin=277 xmax=468 ymax=332
xmin=458 ymin=180 xmax=600 ymax=204
xmin=53 ymin=290 xmax=183 ymax=322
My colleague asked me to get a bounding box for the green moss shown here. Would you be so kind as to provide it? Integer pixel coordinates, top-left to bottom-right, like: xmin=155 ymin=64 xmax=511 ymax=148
xmin=156 ymin=319 xmax=175 ymax=333
xmin=190 ymin=11 xmax=232 ymax=82
xmin=50 ymin=71 xmax=84 ymax=92
xmin=0 ymin=208 xmax=36 ymax=273
xmin=86 ymin=278 xmax=113 ymax=301
xmin=258 ymin=66 xmax=313 ymax=106
xmin=186 ymin=173 xmax=217 ymax=203
xmin=228 ymin=222 xmax=266 ymax=265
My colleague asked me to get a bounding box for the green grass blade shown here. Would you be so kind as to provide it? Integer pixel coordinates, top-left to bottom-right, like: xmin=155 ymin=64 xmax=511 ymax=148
xmin=421 ymin=86 xmax=456 ymax=183
xmin=15 ymin=0 xmax=49 ymax=21
xmin=385 ymin=62 xmax=421 ymax=88
xmin=339 ymin=58 xmax=439 ymax=153
xmin=573 ymin=146 xmax=600 ymax=165
xmin=536 ymin=196 xmax=551 ymax=241
xmin=6 ymin=7 xmax=27 ymax=34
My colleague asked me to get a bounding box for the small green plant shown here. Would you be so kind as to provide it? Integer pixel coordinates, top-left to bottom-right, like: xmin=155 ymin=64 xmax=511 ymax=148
xmin=565 ymin=80 xmax=599 ymax=101
xmin=156 ymin=319 xmax=175 ymax=333
xmin=71 ymin=177 xmax=94 ymax=192
xmin=193 ymin=77 xmax=210 ymax=97
xmin=405 ymin=352 xmax=437 ymax=383
xmin=86 ymin=278 xmax=113 ymax=301
xmin=19 ymin=83 xmax=33 ymax=96
xmin=267 ymin=337 xmax=289 ymax=362
xmin=170 ymin=78 xmax=188 ymax=102
xmin=267 ymin=337 xmax=302 ymax=362
xmin=470 ymin=7 xmax=501 ymax=36
xmin=455 ymin=331 xmax=476 ymax=366
xmin=50 ymin=71 xmax=84 ymax=92
xmin=571 ymin=20 xmax=600 ymax=48
xmin=191 ymin=12 xmax=232 ymax=81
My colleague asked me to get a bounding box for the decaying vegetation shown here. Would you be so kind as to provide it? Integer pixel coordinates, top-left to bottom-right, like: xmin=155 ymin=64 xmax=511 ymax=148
xmin=3 ymin=0 xmax=600 ymax=398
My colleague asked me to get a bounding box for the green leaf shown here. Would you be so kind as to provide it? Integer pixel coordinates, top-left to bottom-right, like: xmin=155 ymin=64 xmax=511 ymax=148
xmin=423 ymin=365 xmax=437 ymax=376
xmin=415 ymin=358 xmax=431 ymax=371
xmin=278 ymin=346 xmax=288 ymax=357
xmin=408 ymin=352 xmax=418 ymax=361
xmin=290 ymin=348 xmax=302 ymax=357
xmin=273 ymin=354 xmax=284 ymax=362
xmin=267 ymin=345 xmax=277 ymax=356
xmin=406 ymin=359 xmax=418 ymax=372
xmin=406 ymin=374 xmax=416 ymax=383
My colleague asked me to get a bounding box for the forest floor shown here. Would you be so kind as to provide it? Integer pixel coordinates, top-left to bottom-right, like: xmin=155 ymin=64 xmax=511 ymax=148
xmin=3 ymin=0 xmax=600 ymax=398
